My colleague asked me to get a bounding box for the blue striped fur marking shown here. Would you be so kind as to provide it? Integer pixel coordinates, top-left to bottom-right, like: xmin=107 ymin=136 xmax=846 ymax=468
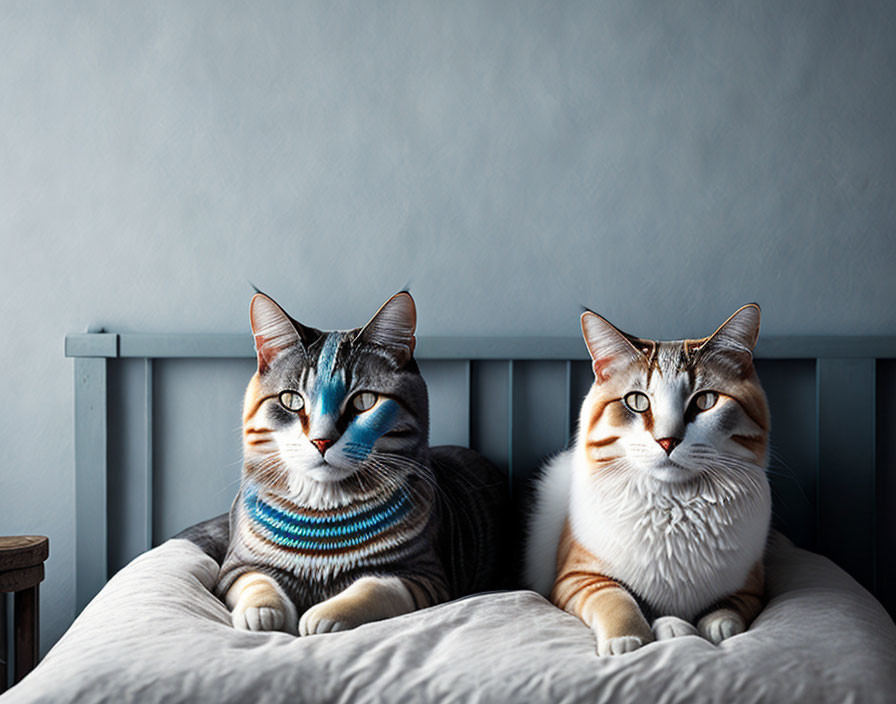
xmin=312 ymin=334 xmax=346 ymax=419
xmin=244 ymin=484 xmax=411 ymax=551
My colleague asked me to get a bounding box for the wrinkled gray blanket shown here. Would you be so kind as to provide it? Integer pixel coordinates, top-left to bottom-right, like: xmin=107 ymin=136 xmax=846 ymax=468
xmin=4 ymin=533 xmax=895 ymax=703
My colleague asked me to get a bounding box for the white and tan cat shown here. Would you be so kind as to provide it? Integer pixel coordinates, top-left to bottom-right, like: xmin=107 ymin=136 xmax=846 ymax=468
xmin=525 ymin=305 xmax=771 ymax=655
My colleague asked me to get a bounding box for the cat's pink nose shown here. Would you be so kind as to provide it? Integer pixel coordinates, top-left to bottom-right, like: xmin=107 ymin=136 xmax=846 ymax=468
xmin=311 ymin=438 xmax=334 ymax=456
xmin=657 ymin=437 xmax=681 ymax=455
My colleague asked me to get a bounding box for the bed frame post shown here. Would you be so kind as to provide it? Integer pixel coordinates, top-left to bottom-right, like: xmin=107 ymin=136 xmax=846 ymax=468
xmin=67 ymin=330 xmax=118 ymax=613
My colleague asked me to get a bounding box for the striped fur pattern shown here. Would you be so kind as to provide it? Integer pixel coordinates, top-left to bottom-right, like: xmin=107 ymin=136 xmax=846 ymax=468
xmin=216 ymin=292 xmax=506 ymax=636
xmin=525 ymin=305 xmax=771 ymax=655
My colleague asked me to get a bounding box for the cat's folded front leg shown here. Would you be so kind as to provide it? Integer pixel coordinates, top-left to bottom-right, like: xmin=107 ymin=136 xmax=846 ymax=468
xmin=552 ymin=528 xmax=653 ymax=656
xmin=299 ymin=575 xmax=438 ymax=636
xmin=552 ymin=572 xmax=654 ymax=656
xmin=583 ymin=585 xmax=655 ymax=656
xmin=225 ymin=571 xmax=298 ymax=635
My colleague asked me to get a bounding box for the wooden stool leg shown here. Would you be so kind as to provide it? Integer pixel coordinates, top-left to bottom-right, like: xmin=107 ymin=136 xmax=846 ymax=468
xmin=13 ymin=585 xmax=38 ymax=684
xmin=1 ymin=593 xmax=7 ymax=692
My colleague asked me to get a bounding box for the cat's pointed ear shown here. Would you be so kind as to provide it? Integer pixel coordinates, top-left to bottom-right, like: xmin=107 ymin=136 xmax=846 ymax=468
xmin=581 ymin=311 xmax=645 ymax=383
xmin=355 ymin=292 xmax=417 ymax=366
xmin=696 ymin=304 xmax=761 ymax=374
xmin=249 ymin=293 xmax=301 ymax=374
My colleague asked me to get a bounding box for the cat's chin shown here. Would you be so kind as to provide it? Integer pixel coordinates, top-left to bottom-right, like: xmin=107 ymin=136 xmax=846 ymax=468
xmin=643 ymin=461 xmax=700 ymax=485
xmin=283 ymin=465 xmax=364 ymax=508
xmin=300 ymin=464 xmax=357 ymax=484
xmin=280 ymin=458 xmax=359 ymax=487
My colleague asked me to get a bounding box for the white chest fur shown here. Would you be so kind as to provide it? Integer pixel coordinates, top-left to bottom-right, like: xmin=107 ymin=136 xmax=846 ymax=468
xmin=568 ymin=453 xmax=770 ymax=620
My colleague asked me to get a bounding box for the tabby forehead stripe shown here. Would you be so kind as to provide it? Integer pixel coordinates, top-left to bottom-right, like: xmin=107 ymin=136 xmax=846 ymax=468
xmin=312 ymin=334 xmax=347 ymax=418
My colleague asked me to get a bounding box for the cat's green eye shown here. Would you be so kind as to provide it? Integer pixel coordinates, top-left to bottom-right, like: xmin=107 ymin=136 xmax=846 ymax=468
xmin=352 ymin=392 xmax=378 ymax=412
xmin=694 ymin=391 xmax=718 ymax=411
xmin=278 ymin=391 xmax=304 ymax=412
xmin=623 ymin=392 xmax=650 ymax=413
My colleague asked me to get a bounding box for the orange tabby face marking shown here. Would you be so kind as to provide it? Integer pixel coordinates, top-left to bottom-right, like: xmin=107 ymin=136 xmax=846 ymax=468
xmin=579 ymin=305 xmax=769 ymax=484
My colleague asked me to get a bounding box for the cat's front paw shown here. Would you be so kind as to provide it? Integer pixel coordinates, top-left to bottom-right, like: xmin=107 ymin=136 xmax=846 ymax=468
xmin=233 ymin=604 xmax=291 ymax=633
xmin=697 ymin=608 xmax=745 ymax=644
xmin=299 ymin=576 xmax=416 ymax=636
xmin=652 ymin=615 xmax=698 ymax=641
xmin=598 ymin=635 xmax=648 ymax=656
xmin=227 ymin=573 xmax=298 ymax=635
xmin=299 ymin=600 xmax=360 ymax=636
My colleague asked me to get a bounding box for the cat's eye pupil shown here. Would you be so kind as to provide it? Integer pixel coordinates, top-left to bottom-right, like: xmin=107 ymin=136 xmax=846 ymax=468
xmin=623 ymin=392 xmax=649 ymax=413
xmin=279 ymin=391 xmax=304 ymax=412
xmin=353 ymin=392 xmax=377 ymax=412
xmin=696 ymin=391 xmax=718 ymax=411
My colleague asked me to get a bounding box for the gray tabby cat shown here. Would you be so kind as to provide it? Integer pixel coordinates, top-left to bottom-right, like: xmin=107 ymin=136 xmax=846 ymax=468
xmin=211 ymin=291 xmax=505 ymax=635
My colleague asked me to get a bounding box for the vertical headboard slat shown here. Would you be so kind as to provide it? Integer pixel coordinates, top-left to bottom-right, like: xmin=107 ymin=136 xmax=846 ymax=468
xmin=816 ymin=358 xmax=877 ymax=592
xmin=143 ymin=358 xmax=154 ymax=553
xmin=73 ymin=352 xmax=110 ymax=612
xmin=506 ymin=360 xmax=515 ymax=497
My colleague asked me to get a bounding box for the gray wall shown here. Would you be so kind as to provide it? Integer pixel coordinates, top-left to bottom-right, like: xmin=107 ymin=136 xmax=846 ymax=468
xmin=1 ymin=0 xmax=894 ymax=655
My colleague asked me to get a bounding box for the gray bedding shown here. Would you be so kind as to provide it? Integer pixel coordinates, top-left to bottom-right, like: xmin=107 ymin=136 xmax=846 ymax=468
xmin=4 ymin=533 xmax=895 ymax=703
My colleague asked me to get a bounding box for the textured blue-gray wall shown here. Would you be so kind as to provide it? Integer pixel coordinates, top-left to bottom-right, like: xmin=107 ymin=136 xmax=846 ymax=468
xmin=1 ymin=1 xmax=894 ymax=654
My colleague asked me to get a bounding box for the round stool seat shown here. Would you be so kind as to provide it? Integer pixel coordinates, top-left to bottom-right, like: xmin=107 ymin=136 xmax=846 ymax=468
xmin=0 ymin=537 xmax=49 ymax=592
xmin=0 ymin=536 xmax=49 ymax=572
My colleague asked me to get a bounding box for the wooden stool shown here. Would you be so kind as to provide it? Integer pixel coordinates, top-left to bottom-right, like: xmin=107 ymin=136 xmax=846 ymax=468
xmin=0 ymin=536 xmax=49 ymax=692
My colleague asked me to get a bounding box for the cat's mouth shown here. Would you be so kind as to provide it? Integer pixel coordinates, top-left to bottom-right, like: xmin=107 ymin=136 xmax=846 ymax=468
xmin=277 ymin=444 xmax=362 ymax=484
xmin=646 ymin=458 xmax=700 ymax=483
xmin=299 ymin=457 xmax=358 ymax=484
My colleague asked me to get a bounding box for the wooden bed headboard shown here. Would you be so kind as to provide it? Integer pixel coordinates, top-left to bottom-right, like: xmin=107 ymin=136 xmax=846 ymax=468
xmin=66 ymin=332 xmax=896 ymax=617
